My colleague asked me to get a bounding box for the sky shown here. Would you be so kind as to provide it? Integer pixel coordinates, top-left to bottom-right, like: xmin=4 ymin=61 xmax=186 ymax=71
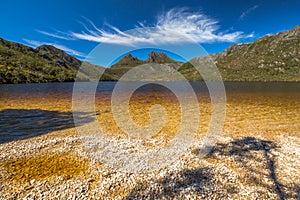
xmin=0 ymin=0 xmax=299 ymax=65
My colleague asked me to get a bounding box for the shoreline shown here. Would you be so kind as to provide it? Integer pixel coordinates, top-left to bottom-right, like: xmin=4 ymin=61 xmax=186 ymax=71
xmin=1 ymin=80 xmax=300 ymax=85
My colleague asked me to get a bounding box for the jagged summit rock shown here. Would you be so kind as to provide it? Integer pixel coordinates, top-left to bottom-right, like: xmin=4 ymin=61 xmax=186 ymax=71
xmin=111 ymin=51 xmax=176 ymax=68
xmin=147 ymin=51 xmax=175 ymax=63
xmin=118 ymin=53 xmax=139 ymax=63
xmin=110 ymin=53 xmax=144 ymax=69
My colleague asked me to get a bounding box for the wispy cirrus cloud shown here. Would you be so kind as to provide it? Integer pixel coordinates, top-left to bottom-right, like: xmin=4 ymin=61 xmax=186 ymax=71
xmin=39 ymin=8 xmax=253 ymax=46
xmin=36 ymin=30 xmax=75 ymax=40
xmin=239 ymin=5 xmax=259 ymax=20
xmin=23 ymin=39 xmax=85 ymax=58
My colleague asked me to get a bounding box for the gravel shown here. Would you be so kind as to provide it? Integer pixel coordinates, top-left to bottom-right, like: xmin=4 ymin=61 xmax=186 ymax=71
xmin=0 ymin=129 xmax=299 ymax=200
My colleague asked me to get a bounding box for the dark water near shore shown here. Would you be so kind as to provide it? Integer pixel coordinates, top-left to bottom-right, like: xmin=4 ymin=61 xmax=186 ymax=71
xmin=1 ymin=82 xmax=300 ymax=97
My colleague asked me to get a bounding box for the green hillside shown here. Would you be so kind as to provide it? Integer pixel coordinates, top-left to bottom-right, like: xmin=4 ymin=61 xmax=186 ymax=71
xmin=0 ymin=39 xmax=105 ymax=83
xmin=179 ymin=26 xmax=300 ymax=81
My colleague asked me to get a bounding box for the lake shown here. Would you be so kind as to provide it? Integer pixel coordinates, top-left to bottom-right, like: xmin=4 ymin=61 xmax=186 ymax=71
xmin=0 ymin=82 xmax=299 ymax=143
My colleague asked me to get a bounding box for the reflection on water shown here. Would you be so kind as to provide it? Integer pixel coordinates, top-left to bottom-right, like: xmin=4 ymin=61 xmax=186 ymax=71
xmin=0 ymin=109 xmax=94 ymax=144
xmin=0 ymin=82 xmax=299 ymax=143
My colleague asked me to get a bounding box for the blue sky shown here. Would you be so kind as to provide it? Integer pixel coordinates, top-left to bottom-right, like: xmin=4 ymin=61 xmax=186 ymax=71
xmin=0 ymin=0 xmax=299 ymax=65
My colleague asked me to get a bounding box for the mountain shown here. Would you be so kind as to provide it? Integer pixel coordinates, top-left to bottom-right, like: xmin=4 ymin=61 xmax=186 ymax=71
xmin=110 ymin=54 xmax=145 ymax=69
xmin=0 ymin=25 xmax=299 ymax=83
xmin=179 ymin=25 xmax=300 ymax=81
xmin=114 ymin=54 xmax=139 ymax=64
xmin=111 ymin=51 xmax=177 ymax=68
xmin=102 ymin=52 xmax=180 ymax=81
xmin=147 ymin=51 xmax=176 ymax=63
xmin=0 ymin=38 xmax=105 ymax=83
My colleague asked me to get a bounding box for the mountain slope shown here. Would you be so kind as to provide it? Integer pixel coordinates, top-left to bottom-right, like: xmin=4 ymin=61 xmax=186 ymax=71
xmin=36 ymin=45 xmax=81 ymax=69
xmin=179 ymin=26 xmax=300 ymax=81
xmin=0 ymin=39 xmax=105 ymax=83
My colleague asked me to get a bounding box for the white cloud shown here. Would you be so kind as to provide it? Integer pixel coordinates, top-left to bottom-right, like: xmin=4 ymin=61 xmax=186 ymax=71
xmin=22 ymin=39 xmax=43 ymax=47
xmin=23 ymin=39 xmax=85 ymax=58
xmin=239 ymin=5 xmax=259 ymax=20
xmin=36 ymin=30 xmax=75 ymax=40
xmin=39 ymin=8 xmax=253 ymax=46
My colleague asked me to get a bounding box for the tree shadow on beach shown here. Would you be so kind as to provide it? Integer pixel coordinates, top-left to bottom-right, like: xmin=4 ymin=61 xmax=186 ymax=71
xmin=194 ymin=137 xmax=299 ymax=200
xmin=125 ymin=137 xmax=299 ymax=199
xmin=125 ymin=167 xmax=237 ymax=199
xmin=0 ymin=109 xmax=94 ymax=144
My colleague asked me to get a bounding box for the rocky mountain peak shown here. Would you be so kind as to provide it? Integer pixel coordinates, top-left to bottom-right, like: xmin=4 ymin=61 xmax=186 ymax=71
xmin=114 ymin=53 xmax=140 ymax=65
xmin=110 ymin=53 xmax=142 ymax=68
xmin=121 ymin=53 xmax=138 ymax=62
xmin=147 ymin=51 xmax=174 ymax=63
